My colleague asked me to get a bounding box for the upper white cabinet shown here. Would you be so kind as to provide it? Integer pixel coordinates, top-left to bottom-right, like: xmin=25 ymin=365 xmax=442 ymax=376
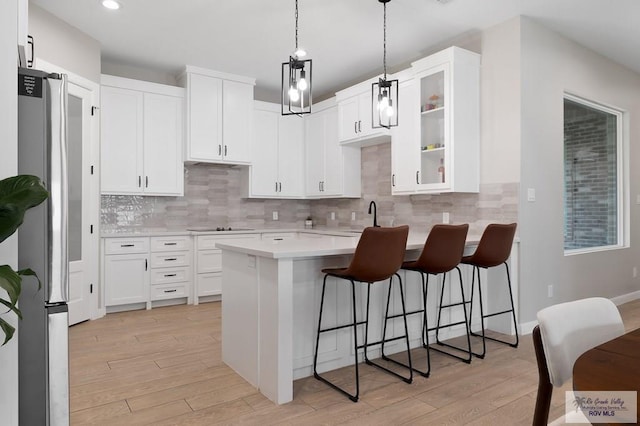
xmin=305 ymin=100 xmax=361 ymax=198
xmin=100 ymin=75 xmax=184 ymax=196
xmin=337 ymin=78 xmax=390 ymax=145
xmin=244 ymin=102 xmax=304 ymax=198
xmin=180 ymin=66 xmax=255 ymax=165
xmin=391 ymin=47 xmax=480 ymax=194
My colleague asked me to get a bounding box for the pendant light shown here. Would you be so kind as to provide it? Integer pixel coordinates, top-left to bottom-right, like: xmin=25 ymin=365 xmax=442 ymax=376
xmin=282 ymin=0 xmax=312 ymax=116
xmin=372 ymin=0 xmax=398 ymax=128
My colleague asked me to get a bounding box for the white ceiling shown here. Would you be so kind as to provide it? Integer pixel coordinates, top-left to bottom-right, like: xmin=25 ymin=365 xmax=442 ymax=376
xmin=32 ymin=0 xmax=640 ymax=101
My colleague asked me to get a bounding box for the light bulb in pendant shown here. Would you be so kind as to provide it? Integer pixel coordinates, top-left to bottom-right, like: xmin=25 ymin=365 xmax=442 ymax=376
xmin=289 ymin=85 xmax=300 ymax=102
xmin=297 ymin=69 xmax=308 ymax=91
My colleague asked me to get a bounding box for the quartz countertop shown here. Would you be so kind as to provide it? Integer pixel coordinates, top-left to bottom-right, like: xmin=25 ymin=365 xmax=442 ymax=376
xmin=216 ymin=232 xmax=483 ymax=259
xmin=100 ymin=227 xmax=364 ymax=239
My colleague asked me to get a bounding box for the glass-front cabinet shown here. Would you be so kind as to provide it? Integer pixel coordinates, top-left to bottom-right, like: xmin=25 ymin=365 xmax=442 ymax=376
xmin=391 ymin=46 xmax=480 ymax=194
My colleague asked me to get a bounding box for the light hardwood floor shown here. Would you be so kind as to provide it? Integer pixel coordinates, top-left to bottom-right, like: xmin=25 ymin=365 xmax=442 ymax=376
xmin=69 ymin=299 xmax=640 ymax=425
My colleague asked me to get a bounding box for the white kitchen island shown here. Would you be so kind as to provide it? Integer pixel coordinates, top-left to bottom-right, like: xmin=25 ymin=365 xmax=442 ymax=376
xmin=217 ymin=230 xmax=519 ymax=405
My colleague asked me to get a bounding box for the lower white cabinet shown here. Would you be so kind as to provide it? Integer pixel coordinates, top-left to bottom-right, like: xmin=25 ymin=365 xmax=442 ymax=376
xmin=194 ymin=233 xmax=259 ymax=303
xmin=149 ymin=235 xmax=192 ymax=302
xmin=103 ymin=237 xmax=150 ymax=308
xmin=102 ymin=235 xmax=191 ymax=310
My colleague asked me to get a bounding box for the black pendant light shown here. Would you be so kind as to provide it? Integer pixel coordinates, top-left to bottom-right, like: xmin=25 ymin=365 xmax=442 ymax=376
xmin=282 ymin=0 xmax=312 ymax=116
xmin=372 ymin=0 xmax=398 ymax=128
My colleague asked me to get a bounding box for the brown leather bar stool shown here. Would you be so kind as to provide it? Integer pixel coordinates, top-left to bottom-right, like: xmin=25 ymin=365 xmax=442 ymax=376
xmin=462 ymin=223 xmax=518 ymax=358
xmin=313 ymin=225 xmax=412 ymax=402
xmin=392 ymin=224 xmax=471 ymax=377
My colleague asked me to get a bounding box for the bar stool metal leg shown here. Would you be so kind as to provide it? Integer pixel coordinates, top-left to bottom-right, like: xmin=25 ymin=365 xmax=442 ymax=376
xmin=369 ymin=274 xmax=413 ymax=384
xmin=431 ymin=267 xmax=472 ymax=363
xmin=313 ymin=275 xmax=360 ymax=402
xmin=468 ymin=262 xmax=519 ymax=359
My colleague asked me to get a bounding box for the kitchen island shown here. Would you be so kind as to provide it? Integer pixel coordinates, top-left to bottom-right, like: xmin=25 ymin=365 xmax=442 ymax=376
xmin=217 ymin=230 xmax=519 ymax=404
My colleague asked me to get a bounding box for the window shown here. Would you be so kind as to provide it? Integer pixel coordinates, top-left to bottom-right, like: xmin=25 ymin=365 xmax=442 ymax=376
xmin=563 ymin=94 xmax=624 ymax=253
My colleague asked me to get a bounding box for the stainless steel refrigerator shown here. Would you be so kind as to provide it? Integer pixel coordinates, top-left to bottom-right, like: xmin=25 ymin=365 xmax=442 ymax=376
xmin=17 ymin=67 xmax=70 ymax=426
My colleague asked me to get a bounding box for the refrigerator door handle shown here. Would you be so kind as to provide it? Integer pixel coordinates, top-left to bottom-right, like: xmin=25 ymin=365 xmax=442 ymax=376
xmin=47 ymin=73 xmax=69 ymax=304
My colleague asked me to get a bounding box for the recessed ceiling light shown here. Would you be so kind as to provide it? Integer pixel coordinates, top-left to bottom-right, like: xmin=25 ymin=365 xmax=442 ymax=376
xmin=102 ymin=0 xmax=120 ymax=10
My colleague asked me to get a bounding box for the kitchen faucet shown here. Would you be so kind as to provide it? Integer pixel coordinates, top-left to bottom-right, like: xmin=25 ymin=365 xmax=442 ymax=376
xmin=368 ymin=201 xmax=379 ymax=227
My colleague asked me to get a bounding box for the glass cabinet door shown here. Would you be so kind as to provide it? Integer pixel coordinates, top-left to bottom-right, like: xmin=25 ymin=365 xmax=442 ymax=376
xmin=418 ymin=63 xmax=449 ymax=187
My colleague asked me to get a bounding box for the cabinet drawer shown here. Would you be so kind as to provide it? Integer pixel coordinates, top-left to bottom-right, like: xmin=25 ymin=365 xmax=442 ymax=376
xmin=150 ymin=252 xmax=190 ymax=268
xmin=197 ymin=273 xmax=221 ymax=297
xmin=150 ymin=235 xmax=191 ymax=252
xmin=151 ymin=283 xmax=188 ymax=300
xmin=104 ymin=238 xmax=149 ymax=255
xmin=261 ymin=232 xmax=297 ymax=241
xmin=197 ymin=250 xmax=221 ymax=273
xmin=150 ymin=266 xmax=189 ymax=285
xmin=196 ymin=234 xmax=259 ymax=250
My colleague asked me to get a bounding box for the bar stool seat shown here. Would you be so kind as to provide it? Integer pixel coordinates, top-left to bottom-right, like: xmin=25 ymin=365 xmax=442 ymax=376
xmin=393 ymin=224 xmax=471 ymax=377
xmin=462 ymin=223 xmax=518 ymax=358
xmin=313 ymin=225 xmax=412 ymax=402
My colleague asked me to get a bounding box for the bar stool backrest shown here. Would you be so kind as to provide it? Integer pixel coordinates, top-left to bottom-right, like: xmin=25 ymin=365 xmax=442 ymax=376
xmin=343 ymin=225 xmax=409 ymax=283
xmin=467 ymin=223 xmax=517 ymax=268
xmin=413 ymin=224 xmax=469 ymax=274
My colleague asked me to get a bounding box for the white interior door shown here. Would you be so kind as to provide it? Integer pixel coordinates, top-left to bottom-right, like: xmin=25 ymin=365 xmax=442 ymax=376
xmin=67 ymin=82 xmax=94 ymax=325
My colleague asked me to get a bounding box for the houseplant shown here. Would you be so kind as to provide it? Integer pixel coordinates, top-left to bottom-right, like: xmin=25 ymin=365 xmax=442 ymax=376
xmin=0 ymin=175 xmax=48 ymax=345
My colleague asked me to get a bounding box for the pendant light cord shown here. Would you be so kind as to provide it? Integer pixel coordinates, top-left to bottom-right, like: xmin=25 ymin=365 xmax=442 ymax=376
xmin=383 ymin=1 xmax=387 ymax=80
xmin=295 ymin=0 xmax=299 ymax=52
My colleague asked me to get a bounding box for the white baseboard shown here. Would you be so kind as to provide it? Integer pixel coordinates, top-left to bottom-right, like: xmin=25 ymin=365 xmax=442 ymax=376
xmin=517 ymin=290 xmax=640 ymax=336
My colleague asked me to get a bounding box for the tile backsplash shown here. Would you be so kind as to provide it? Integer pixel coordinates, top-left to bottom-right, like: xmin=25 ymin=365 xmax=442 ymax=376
xmin=101 ymin=142 xmax=518 ymax=235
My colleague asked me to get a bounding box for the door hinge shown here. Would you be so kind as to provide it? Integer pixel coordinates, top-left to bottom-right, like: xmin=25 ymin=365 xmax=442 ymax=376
xmin=91 ymin=106 xmax=99 ymax=116
xmin=90 ymin=224 xmax=94 ymax=234
xmin=90 ymin=283 xmax=93 ymax=294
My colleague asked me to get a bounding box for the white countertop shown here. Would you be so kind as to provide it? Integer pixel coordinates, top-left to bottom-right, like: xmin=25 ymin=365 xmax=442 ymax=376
xmin=100 ymin=227 xmax=363 ymax=238
xmin=216 ymin=232 xmax=483 ymax=259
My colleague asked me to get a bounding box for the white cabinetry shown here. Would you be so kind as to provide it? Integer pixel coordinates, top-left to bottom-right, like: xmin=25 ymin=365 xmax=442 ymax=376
xmin=181 ymin=66 xmax=255 ymax=165
xmin=391 ymin=47 xmax=480 ymax=194
xmin=194 ymin=233 xmax=259 ymax=303
xmin=305 ymin=101 xmax=361 ymax=198
xmin=244 ymin=102 xmax=304 ymax=198
xmin=103 ymin=237 xmax=150 ymax=309
xmin=100 ymin=75 xmax=184 ymax=196
xmin=149 ymin=235 xmax=192 ymax=303
xmin=18 ymin=0 xmax=30 ymax=67
xmin=337 ymin=79 xmax=390 ymax=145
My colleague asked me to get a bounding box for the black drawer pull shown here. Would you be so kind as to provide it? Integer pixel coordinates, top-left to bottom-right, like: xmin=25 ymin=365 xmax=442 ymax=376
xmin=165 ymin=258 xmax=178 ymax=261
xmin=164 ymin=289 xmax=177 ymax=293
xmin=164 ymin=242 xmax=177 ymax=246
xmin=121 ymin=244 xmax=134 ymax=247
xmin=274 ymin=238 xmax=283 ymax=241
xmin=164 ymin=274 xmax=177 ymax=277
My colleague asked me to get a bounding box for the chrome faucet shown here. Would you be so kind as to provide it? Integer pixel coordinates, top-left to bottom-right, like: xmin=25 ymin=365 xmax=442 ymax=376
xmin=368 ymin=201 xmax=379 ymax=227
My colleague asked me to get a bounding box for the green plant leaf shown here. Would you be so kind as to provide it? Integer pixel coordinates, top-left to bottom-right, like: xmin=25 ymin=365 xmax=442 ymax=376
xmin=0 ymin=264 xmax=21 ymax=306
xmin=0 ymin=317 xmax=16 ymax=346
xmin=0 ymin=298 xmax=22 ymax=320
xmin=0 ymin=175 xmax=49 ymax=243
xmin=18 ymin=267 xmax=41 ymax=291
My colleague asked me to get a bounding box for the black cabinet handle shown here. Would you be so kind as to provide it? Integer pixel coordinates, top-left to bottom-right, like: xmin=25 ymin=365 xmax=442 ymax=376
xmin=121 ymin=244 xmax=134 ymax=247
xmin=416 ymin=171 xmax=420 ymax=184
xmin=165 ymin=258 xmax=177 ymax=261
xmin=274 ymin=238 xmax=283 ymax=241
xmin=27 ymin=35 xmax=34 ymax=68
xmin=224 ymin=145 xmax=228 ymax=156
xmin=145 ymin=176 xmax=149 ymax=188
xmin=164 ymin=273 xmax=177 ymax=278
xmin=164 ymin=242 xmax=177 ymax=246
xmin=138 ymin=176 xmax=142 ymax=187
xmin=163 ymin=289 xmax=177 ymax=293
xmin=218 ymin=145 xmax=222 ymax=156
xmin=392 ymin=174 xmax=396 ymax=187
xmin=145 ymin=259 xmax=148 ymax=271
xmin=358 ymin=120 xmax=362 ymax=133
xmin=278 ymin=182 xmax=282 ymax=192
xmin=354 ymin=121 xmax=357 ymax=134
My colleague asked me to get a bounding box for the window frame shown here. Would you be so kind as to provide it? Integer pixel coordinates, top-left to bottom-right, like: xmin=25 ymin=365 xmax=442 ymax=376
xmin=563 ymin=92 xmax=628 ymax=256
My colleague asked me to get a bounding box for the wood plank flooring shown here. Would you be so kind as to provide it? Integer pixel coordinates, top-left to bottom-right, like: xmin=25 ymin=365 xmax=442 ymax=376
xmin=69 ymin=299 xmax=640 ymax=425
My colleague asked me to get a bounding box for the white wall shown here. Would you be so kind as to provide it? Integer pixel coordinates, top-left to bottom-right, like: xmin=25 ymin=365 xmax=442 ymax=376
xmin=29 ymin=4 xmax=101 ymax=83
xmin=480 ymin=17 xmax=521 ymax=185
xmin=0 ymin=0 xmax=19 ymax=424
xmin=518 ymin=17 xmax=640 ymax=321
